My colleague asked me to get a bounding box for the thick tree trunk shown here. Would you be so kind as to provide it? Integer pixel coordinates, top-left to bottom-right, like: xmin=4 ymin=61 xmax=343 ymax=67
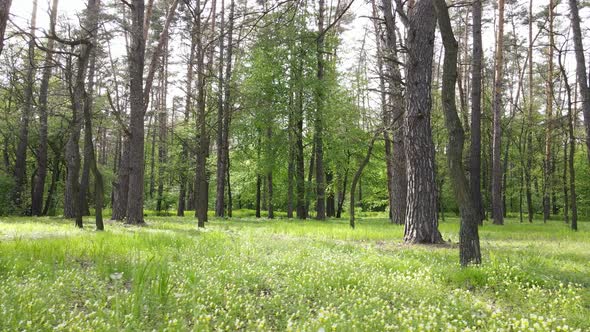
xmin=125 ymin=0 xmax=146 ymax=225
xmin=433 ymin=0 xmax=481 ymax=265
xmin=13 ymin=0 xmax=37 ymax=211
xmin=381 ymin=0 xmax=406 ymax=225
xmin=491 ymin=0 xmax=505 ymax=225
xmin=0 ymin=0 xmax=12 ymax=57
xmin=32 ymin=0 xmax=58 ymax=216
xmin=469 ymin=0 xmax=484 ymax=224
xmin=403 ymin=0 xmax=442 ymax=244
xmin=112 ymin=137 xmax=130 ymax=220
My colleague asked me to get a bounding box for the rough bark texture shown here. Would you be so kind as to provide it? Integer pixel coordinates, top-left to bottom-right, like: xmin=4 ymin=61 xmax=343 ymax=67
xmin=0 ymin=0 xmax=12 ymax=57
xmin=13 ymin=0 xmax=37 ymax=211
xmin=568 ymin=0 xmax=590 ymax=165
xmin=492 ymin=0 xmax=505 ymax=225
xmin=125 ymin=0 xmax=146 ymax=225
xmin=31 ymin=0 xmax=58 ymax=216
xmin=433 ymin=0 xmax=481 ymax=266
xmin=381 ymin=0 xmax=406 ymax=225
xmin=112 ymin=137 xmax=130 ymax=220
xmin=469 ymin=0 xmax=484 ymax=224
xmin=403 ymin=0 xmax=442 ymax=244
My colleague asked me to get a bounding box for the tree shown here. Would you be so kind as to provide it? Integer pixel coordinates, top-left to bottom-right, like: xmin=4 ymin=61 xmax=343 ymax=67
xmin=0 ymin=0 xmax=12 ymax=57
xmin=31 ymin=0 xmax=59 ymax=216
xmin=12 ymin=0 xmax=37 ymax=211
xmin=314 ymin=0 xmax=326 ymax=220
xmin=567 ymin=0 xmax=590 ymax=166
xmin=543 ymin=0 xmax=556 ymax=222
xmin=403 ymin=0 xmax=442 ymax=244
xmin=469 ymin=0 xmax=484 ymax=224
xmin=492 ymin=0 xmax=506 ymax=225
xmin=433 ymin=0 xmax=481 ymax=265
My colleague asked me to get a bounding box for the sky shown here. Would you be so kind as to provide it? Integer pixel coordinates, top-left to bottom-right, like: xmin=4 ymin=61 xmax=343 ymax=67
xmin=7 ymin=0 xmax=590 ymax=116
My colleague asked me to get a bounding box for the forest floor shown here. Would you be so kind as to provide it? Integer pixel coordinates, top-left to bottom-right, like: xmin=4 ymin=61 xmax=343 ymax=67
xmin=0 ymin=213 xmax=588 ymax=331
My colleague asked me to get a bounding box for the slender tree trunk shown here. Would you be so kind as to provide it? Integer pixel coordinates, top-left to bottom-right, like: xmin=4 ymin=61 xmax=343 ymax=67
xmin=492 ymin=0 xmax=506 ymax=225
xmin=194 ymin=0 xmax=208 ymax=228
xmin=295 ymin=55 xmax=306 ymax=219
xmin=403 ymin=0 xmax=442 ymax=244
xmin=178 ymin=33 xmax=197 ymax=217
xmin=336 ymin=153 xmax=349 ymax=218
xmin=0 ymin=0 xmax=12 ymax=57
xmin=42 ymin=152 xmax=61 ymax=216
xmin=32 ymin=0 xmax=58 ymax=216
xmin=350 ymin=134 xmax=378 ymax=229
xmin=314 ymin=0 xmax=326 ymax=220
xmin=13 ymin=0 xmax=37 ymax=211
xmin=156 ymin=42 xmax=168 ymax=214
xmin=215 ymin=0 xmax=227 ymax=218
xmin=469 ymin=0 xmax=484 ymax=224
xmin=255 ymin=174 xmax=261 ymax=218
xmin=112 ymin=137 xmax=130 ymax=220
xmin=434 ymin=0 xmax=481 ymax=265
xmin=558 ymin=46 xmax=578 ymax=231
xmin=543 ymin=0 xmax=555 ymax=222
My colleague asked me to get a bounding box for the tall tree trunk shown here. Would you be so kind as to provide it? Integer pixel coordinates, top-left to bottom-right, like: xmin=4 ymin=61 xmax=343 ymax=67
xmin=543 ymin=0 xmax=555 ymax=222
xmin=13 ymin=0 xmax=37 ymax=211
xmin=194 ymin=0 xmax=208 ymax=228
xmin=81 ymin=0 xmax=103 ymax=230
xmin=32 ymin=0 xmax=58 ymax=216
xmin=403 ymin=0 xmax=442 ymax=244
xmin=178 ymin=31 xmax=197 ymax=217
xmin=434 ymin=0 xmax=481 ymax=265
xmin=469 ymin=0 xmax=484 ymax=224
xmin=215 ymin=0 xmax=227 ymax=218
xmin=314 ymin=0 xmax=326 ymax=220
xmin=156 ymin=41 xmax=168 ymax=214
xmin=0 ymin=0 xmax=12 ymax=57
xmin=492 ymin=0 xmax=505 ymax=225
xmin=558 ymin=46 xmax=578 ymax=231
xmin=125 ymin=0 xmax=146 ymax=225
xmin=568 ymin=0 xmax=590 ymax=164
xmin=295 ymin=53 xmax=306 ymax=219
xmin=42 ymin=152 xmax=61 ymax=216
xmin=525 ymin=0 xmax=534 ymax=222
xmin=382 ymin=0 xmax=406 ymax=225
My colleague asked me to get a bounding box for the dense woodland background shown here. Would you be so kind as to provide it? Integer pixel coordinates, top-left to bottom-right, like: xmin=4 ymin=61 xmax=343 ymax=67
xmin=1 ymin=0 xmax=590 ymax=263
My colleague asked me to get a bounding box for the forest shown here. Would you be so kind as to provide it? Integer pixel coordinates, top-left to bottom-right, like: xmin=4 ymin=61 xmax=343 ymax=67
xmin=0 ymin=0 xmax=589 ymax=330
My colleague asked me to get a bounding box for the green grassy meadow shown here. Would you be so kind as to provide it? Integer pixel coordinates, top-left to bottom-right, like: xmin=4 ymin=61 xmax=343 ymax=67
xmin=0 ymin=214 xmax=588 ymax=331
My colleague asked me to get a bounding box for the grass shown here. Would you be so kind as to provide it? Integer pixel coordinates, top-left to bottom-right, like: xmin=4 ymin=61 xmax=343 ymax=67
xmin=0 ymin=214 xmax=588 ymax=331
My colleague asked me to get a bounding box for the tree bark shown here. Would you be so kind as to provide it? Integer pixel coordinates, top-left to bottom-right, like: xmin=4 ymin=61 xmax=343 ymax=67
xmin=215 ymin=0 xmax=227 ymax=218
xmin=125 ymin=0 xmax=147 ymax=225
xmin=0 ymin=0 xmax=12 ymax=57
xmin=32 ymin=0 xmax=58 ymax=216
xmin=433 ymin=0 xmax=481 ymax=265
xmin=568 ymin=0 xmax=590 ymax=165
xmin=349 ymin=134 xmax=378 ymax=229
xmin=469 ymin=0 xmax=484 ymax=224
xmin=380 ymin=0 xmax=406 ymax=225
xmin=543 ymin=0 xmax=555 ymax=222
xmin=314 ymin=0 xmax=326 ymax=220
xmin=13 ymin=0 xmax=37 ymax=211
xmin=492 ymin=0 xmax=505 ymax=225
xmin=403 ymin=0 xmax=442 ymax=244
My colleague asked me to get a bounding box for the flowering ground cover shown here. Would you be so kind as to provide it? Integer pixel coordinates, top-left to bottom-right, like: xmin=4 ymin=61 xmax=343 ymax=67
xmin=0 ymin=215 xmax=588 ymax=331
